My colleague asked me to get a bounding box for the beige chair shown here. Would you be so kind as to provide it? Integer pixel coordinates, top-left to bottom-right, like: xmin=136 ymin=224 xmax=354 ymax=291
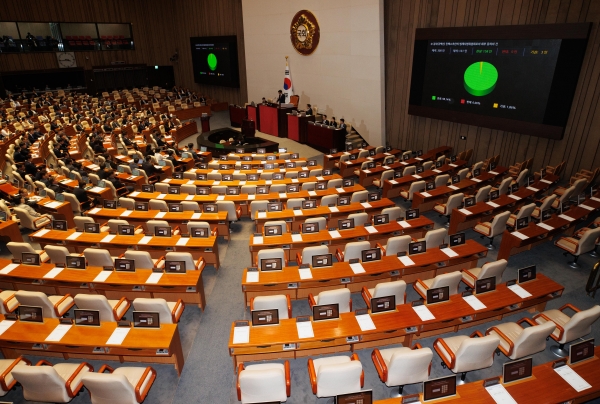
xmin=256 ymin=248 xmax=287 ymax=268
xmin=7 ymin=242 xmax=49 ymax=263
xmin=84 ymin=248 xmax=118 ymax=267
xmin=361 ymin=280 xmax=407 ymax=308
xmin=106 ymin=219 xmax=144 ymax=234
xmin=132 ymin=298 xmax=184 ymax=324
xmin=380 ymin=206 xmax=403 ymax=222
xmin=13 ymin=207 xmax=51 ymax=230
xmin=434 ymin=174 xmax=450 ymax=188
xmin=473 ymin=185 xmax=492 ymax=203
xmin=534 ymin=304 xmax=600 ymax=356
xmin=303 ymin=217 xmax=327 ymax=231
xmin=348 ymin=212 xmax=369 ymax=227
xmin=531 ymin=194 xmax=557 ymax=220
xmin=13 ymin=361 xmax=93 ymax=403
xmin=15 ymin=290 xmax=74 ymax=318
xmin=336 ymin=240 xmax=371 ymax=262
xmin=118 ymin=197 xmax=135 ymax=210
xmin=433 ymin=331 xmax=500 ymax=382
xmin=308 ymin=354 xmax=363 ymax=397
xmin=320 ymin=194 xmax=338 ymax=206
xmin=372 ymin=344 xmax=432 ymax=394
xmin=554 ymin=177 xmax=587 ymax=198
xmin=494 ymin=177 xmax=513 ymax=195
xmin=146 ymin=219 xmax=180 ymax=235
xmin=186 ymin=221 xmax=215 ymax=236
xmin=124 ymin=251 xmax=165 ymax=269
xmin=164 ymin=252 xmax=204 ymax=271
xmin=399 ymin=181 xmax=426 ymax=201
xmin=507 ymin=203 xmax=536 ymax=228
xmin=0 ymin=356 xmax=31 ymax=396
xmin=486 ymin=318 xmax=555 ymax=359
xmin=461 ymin=259 xmax=507 ymax=289
xmin=250 ymin=295 xmax=292 ymax=319
xmin=373 ymin=169 xmax=394 ymax=188
xmin=250 ymin=201 xmax=268 ymax=220
xmin=434 ymin=193 xmax=464 ymax=226
xmin=377 ymin=235 xmax=411 ymax=256
xmin=308 ymin=288 xmax=352 ymax=313
xmin=414 ymin=271 xmax=462 ymax=300
xmin=74 ymin=216 xmax=109 ymax=233
xmin=263 ymin=220 xmax=289 ymax=235
xmin=149 ymin=199 xmax=168 ymax=211
xmin=350 ymin=190 xmax=368 ymax=203
xmin=473 ymin=210 xmax=511 ymax=249
xmin=82 ymin=365 xmax=157 ymax=404
xmin=417 ymin=228 xmax=447 ymax=248
xmin=237 ymin=361 xmax=290 ymax=404
xmin=512 ymin=168 xmax=529 ymax=187
xmin=74 ymin=294 xmax=130 ymax=322
xmin=296 ymin=245 xmax=329 ymax=265
xmin=555 ymin=227 xmax=600 ymax=267
xmin=286 ymin=198 xmax=305 ymax=210
xmin=62 ymin=192 xmax=84 ymax=215
xmin=0 ymin=290 xmax=19 ymax=314
xmin=45 ymin=245 xmax=80 ymax=265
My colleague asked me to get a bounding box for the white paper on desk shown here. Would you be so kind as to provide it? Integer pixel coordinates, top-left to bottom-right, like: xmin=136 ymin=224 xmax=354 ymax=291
xmin=591 ymin=197 xmax=600 ymax=202
xmin=433 ymin=169 xmax=441 ymax=173
xmin=43 ymin=267 xmax=64 ymax=279
xmin=458 ymin=208 xmax=473 ymax=215
xmin=541 ymin=179 xmax=552 ymax=184
xmin=487 ymin=201 xmax=500 ymax=208
xmin=120 ymin=209 xmax=133 ymax=217
xmin=398 ymin=255 xmax=415 ymax=266
xmin=280 ymin=168 xmax=286 ymax=172
xmin=326 ymin=154 xmax=333 ymax=158
xmin=265 ymin=180 xmax=272 ymax=185
xmin=176 ymin=238 xmax=189 ymax=246
xmin=88 ymin=207 xmax=101 ymax=214
xmin=308 ymin=191 xmax=317 ymax=196
xmin=488 ymin=171 xmax=500 ymax=176
xmin=558 ymin=214 xmax=575 ymax=222
xmin=257 ymin=170 xmax=263 ymax=173
xmin=155 ymin=211 xmax=167 ymax=218
xmin=217 ymin=195 xmax=225 ymax=201
xmin=67 ymin=232 xmax=82 ymax=240
xmin=355 ymin=314 xmax=376 ymax=331
xmin=508 ymin=284 xmax=532 ymax=298
xmin=365 ymin=226 xmax=378 ymax=234
xmin=412 ymin=174 xmax=422 ymax=179
xmin=390 ymin=180 xmax=398 ymax=185
xmin=239 ymin=181 xmax=247 ymax=185
xmin=329 ymin=230 xmax=341 ymax=238
xmin=336 ymin=188 xmax=345 ymax=193
xmin=101 ymin=234 xmax=116 ymax=243
xmin=146 ymin=272 xmax=163 ymax=284
xmin=384 ymin=152 xmax=392 ymax=156
xmin=511 ymin=231 xmax=529 ymax=240
xmin=213 ymin=181 xmax=221 ymax=185
xmin=248 ymin=194 xmax=256 ymax=200
xmin=0 ymin=263 xmax=19 ymax=275
xmin=185 ymin=194 xmax=195 ymax=201
xmin=448 ymin=185 xmax=459 ymax=190
xmin=234 ymin=171 xmax=241 ymax=175
xmin=463 ymin=295 xmax=487 ymax=310
xmin=316 ymin=176 xmax=325 ymax=181
xmin=449 ymin=163 xmax=457 ymax=167
xmin=279 ymin=193 xmax=287 ymax=198
xmin=253 ymin=236 xmax=264 ymax=245
xmin=383 ymin=166 xmax=391 ymax=170
xmin=415 ymin=157 xmax=423 ymax=161
xmin=398 ymin=220 xmax=411 ymax=228
xmin=363 ymin=170 xmax=371 ymax=174
xmin=163 ymin=178 xmax=171 ymax=183
xmin=580 ymin=204 xmax=595 ymax=211
xmin=421 ymin=192 xmax=432 ymax=198
xmin=33 ymin=229 xmax=51 ymax=237
xmin=361 ymin=202 xmax=372 ymax=208
xmin=233 ymin=326 xmax=250 ymax=344
xmin=485 ymin=384 xmax=518 ymax=404
xmin=292 ymin=178 xmax=299 ymax=183
xmin=157 ymin=193 xmax=166 ymax=199
xmin=189 ymin=213 xmax=201 ymax=220
xmin=0 ymin=320 xmax=15 ymax=336
xmin=537 ymin=222 xmax=554 ymax=231
xmin=246 ymin=271 xmax=259 ymax=283
xmin=299 ymin=267 xmax=312 ymax=280
xmin=472 ymin=178 xmax=482 ymax=183
xmin=211 ymin=169 xmax=218 ymax=174
xmin=138 ymin=236 xmax=153 ymax=245
xmin=440 ymin=248 xmax=459 ymax=258
xmin=329 ymin=206 xmax=339 ymax=213
xmin=106 ymin=327 xmax=131 ymax=345
xmin=89 ymin=186 xmax=106 ymax=193
xmin=350 ymin=262 xmax=366 ymax=274
xmin=257 ymin=212 xmax=267 ymax=219
xmin=401 ymin=161 xmax=408 ymax=165
xmin=554 ymin=365 xmax=592 ymax=392
xmin=93 ymin=271 xmax=112 ymax=282
xmin=367 ymin=157 xmax=374 ymax=161
xmin=186 ymin=180 xmax=195 ymax=185
xmin=296 ymin=321 xmax=314 ymax=339
xmin=291 ymin=234 xmax=303 ymax=242
xmin=413 ymin=305 xmax=435 ymax=321
xmin=527 ymin=186 xmax=540 ymax=192
xmin=45 ymin=324 xmax=72 ymax=342
xmin=508 ymin=194 xmax=522 ymax=200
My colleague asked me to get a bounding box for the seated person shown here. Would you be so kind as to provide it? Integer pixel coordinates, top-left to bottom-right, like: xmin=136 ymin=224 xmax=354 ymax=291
xmin=142 ymin=155 xmax=162 ymax=176
xmin=107 ymin=170 xmax=134 ymax=195
xmin=14 ymin=194 xmax=52 ymax=219
xmin=73 ymin=182 xmax=93 ymax=210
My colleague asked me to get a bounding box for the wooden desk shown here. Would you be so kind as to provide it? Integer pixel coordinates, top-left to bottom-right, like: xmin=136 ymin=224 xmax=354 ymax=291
xmin=163 ymin=174 xmax=342 ymax=188
xmin=323 ymin=147 xmax=376 ymax=170
xmin=29 ymin=228 xmax=220 ymax=269
xmin=229 ymin=105 xmax=247 ymax=127
xmin=208 ymin=158 xmax=309 ymax=167
xmin=0 ymin=220 xmax=23 ymax=242
xmin=338 ymin=150 xmax=403 ymax=179
xmin=287 ymin=114 xmax=315 ymax=143
xmin=190 ymin=165 xmax=322 ymax=176
xmin=171 ymin=121 xmax=199 ymax=144
xmin=241 ymin=240 xmax=487 ymax=305
xmin=36 ymin=199 xmax=76 ymax=228
xmin=229 ymin=273 xmax=562 ymax=368
xmin=0 ymin=259 xmax=206 ymax=310
xmin=249 ymin=217 xmax=434 ymax=264
xmin=306 ymin=123 xmax=347 ymax=153
xmin=258 ymin=104 xmax=296 ymax=137
xmin=172 ymin=104 xmax=211 ymax=121
xmin=0 ymin=315 xmax=185 ymax=375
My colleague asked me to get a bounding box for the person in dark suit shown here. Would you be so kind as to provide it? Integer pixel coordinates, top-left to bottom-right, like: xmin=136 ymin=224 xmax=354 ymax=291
xmin=339 ymin=118 xmax=347 ymax=130
xmin=330 ymin=117 xmax=338 ymax=128
xmin=141 ymin=155 xmax=162 ymax=176
xmin=73 ymin=182 xmax=93 ymax=209
xmin=102 ymin=121 xmax=112 ymax=132
xmin=321 ymin=115 xmax=330 ymax=126
xmin=306 ymin=104 xmax=313 ymax=116
xmin=276 ymin=90 xmax=286 ymax=105
xmin=91 ymin=116 xmax=100 ymax=124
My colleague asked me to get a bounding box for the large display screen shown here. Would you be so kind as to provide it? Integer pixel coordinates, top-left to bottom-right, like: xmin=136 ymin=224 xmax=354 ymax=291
xmin=190 ymin=36 xmax=240 ymax=88
xmin=409 ymin=23 xmax=591 ymax=139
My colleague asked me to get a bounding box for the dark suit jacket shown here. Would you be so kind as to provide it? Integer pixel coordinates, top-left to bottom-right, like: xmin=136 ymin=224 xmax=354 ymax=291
xmin=277 ymin=94 xmax=286 ymax=104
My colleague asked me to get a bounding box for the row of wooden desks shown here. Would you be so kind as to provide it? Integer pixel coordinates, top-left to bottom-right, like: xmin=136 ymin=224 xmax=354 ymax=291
xmin=188 ymin=165 xmax=323 ymax=176
xmin=0 ymin=220 xmax=23 ymax=242
xmin=0 ymin=258 xmax=206 ymax=310
xmin=248 ymin=217 xmax=434 ymax=264
xmin=241 ymin=240 xmax=487 ymax=305
xmin=228 ymin=273 xmax=563 ymax=368
xmin=28 ymin=228 xmax=221 ymax=269
xmin=207 ymin=157 xmax=309 ymax=167
xmin=162 ymin=174 xmax=342 ymax=187
xmin=336 ymin=149 xmax=403 ymax=178
xmin=323 ymin=146 xmax=377 ymax=170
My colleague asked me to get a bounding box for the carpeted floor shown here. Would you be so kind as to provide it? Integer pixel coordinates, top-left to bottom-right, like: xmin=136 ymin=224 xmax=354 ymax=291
xmin=1 ymin=111 xmax=599 ymax=403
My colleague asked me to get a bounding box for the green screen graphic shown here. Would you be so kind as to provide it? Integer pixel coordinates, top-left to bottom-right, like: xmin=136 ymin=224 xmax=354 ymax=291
xmin=207 ymin=53 xmax=217 ymax=71
xmin=464 ymin=61 xmax=498 ymax=96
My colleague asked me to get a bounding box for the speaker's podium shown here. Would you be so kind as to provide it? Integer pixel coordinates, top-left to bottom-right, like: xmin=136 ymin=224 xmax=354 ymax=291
xmin=200 ymin=113 xmax=211 ymax=133
xmin=307 ymin=122 xmax=347 ymax=153
xmin=287 ymin=112 xmax=315 ymax=143
xmin=242 ymin=119 xmax=256 ymax=138
xmin=258 ymin=103 xmax=297 ymax=137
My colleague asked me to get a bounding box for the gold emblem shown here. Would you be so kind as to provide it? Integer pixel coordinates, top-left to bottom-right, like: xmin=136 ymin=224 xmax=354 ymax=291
xmin=290 ymin=10 xmax=320 ymax=55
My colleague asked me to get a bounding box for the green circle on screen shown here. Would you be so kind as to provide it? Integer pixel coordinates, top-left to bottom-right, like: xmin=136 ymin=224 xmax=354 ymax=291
xmin=207 ymin=53 xmax=217 ymax=71
xmin=464 ymin=61 xmax=498 ymax=96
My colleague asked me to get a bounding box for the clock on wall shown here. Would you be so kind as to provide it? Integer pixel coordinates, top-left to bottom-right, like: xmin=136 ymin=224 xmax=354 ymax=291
xmin=57 ymin=52 xmax=77 ymax=68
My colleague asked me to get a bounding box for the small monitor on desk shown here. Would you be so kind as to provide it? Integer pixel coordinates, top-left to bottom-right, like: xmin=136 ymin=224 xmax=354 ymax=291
xmin=22 ymin=253 xmax=40 ymax=266
xmin=338 ymin=196 xmax=351 ymax=206
xmin=75 ymin=309 xmax=100 ymax=326
xmin=336 ymin=390 xmax=373 ymax=404
xmin=98 ymin=180 xmax=107 ymax=188
xmin=135 ymin=201 xmax=149 ymax=211
xmin=367 ymin=161 xmax=376 ymax=169
xmin=452 ymin=175 xmax=460 ymax=184
xmin=264 ymin=225 xmax=282 ymax=236
xmin=373 ymin=214 xmax=389 ymax=225
xmin=541 ymin=209 xmax=552 ymax=222
xmin=241 ymin=164 xmax=251 ymax=170
xmin=323 ymin=169 xmax=332 ymax=176
xmin=168 ymin=203 xmax=182 ymax=212
xmin=104 ymin=200 xmax=117 ymax=209
xmin=426 ymin=286 xmax=449 ymax=305
xmin=361 ymin=248 xmax=381 ymax=263
xmin=316 ymin=182 xmax=327 ymax=190
xmin=272 ymin=173 xmax=284 ymax=180
xmin=19 ymin=305 xmax=44 ymax=323
xmin=191 ymin=227 xmax=209 ymax=238
xmin=236 ymin=148 xmax=244 ymax=154
xmin=248 ymin=174 xmax=259 ymax=181
xmin=511 ymin=184 xmax=520 ymax=193
xmin=308 ymin=159 xmax=316 ymax=166
xmin=298 ymin=171 xmax=309 ymax=178
xmin=168 ymin=186 xmax=180 ymax=195
xmin=132 ymin=169 xmax=140 ymax=176
xmin=302 ymin=200 xmax=316 ymax=210
xmin=368 ymin=192 xmax=381 ymax=201
xmin=425 ymin=182 xmax=435 ymax=191
xmin=69 ymin=171 xmax=78 ymax=180
xmin=266 ymin=164 xmax=276 ymax=171
xmin=569 ymin=338 xmax=595 ymax=365
xmin=196 ymin=186 xmax=210 ymax=195
xmin=408 ymin=241 xmax=426 ymax=255
xmin=278 ymin=148 xmax=287 ymax=153
xmin=343 ymin=179 xmax=354 ymax=187
xmin=464 ymin=197 xmax=475 ymax=207
xmin=286 ymin=184 xmax=299 ymax=193
xmin=371 ymin=296 xmax=395 ymax=314
xmin=154 ymin=226 xmax=172 ymax=237
xmin=203 ymin=203 xmax=218 ymax=213
xmin=261 ymin=258 xmax=283 ymax=271
xmin=67 ymin=256 xmax=86 ymax=269
xmin=257 ymin=148 xmax=266 ymax=154
xmin=516 ymin=217 xmax=529 ymax=230
xmin=312 ymin=303 xmax=340 ymax=322
xmin=416 ymin=166 xmax=424 ymax=174
xmin=518 ymin=265 xmax=536 ymax=283
xmin=423 ymin=376 xmax=457 ymax=402
xmin=257 ymin=186 xmax=269 ymax=194
xmin=449 ymin=233 xmax=466 ymax=247
xmin=475 ymin=277 xmax=496 ymax=295
xmin=267 ymin=202 xmax=282 ymax=212
xmin=227 ymin=187 xmax=240 ymax=195
xmin=473 ymin=168 xmax=481 ymax=177
xmin=251 ymin=309 xmax=279 ymax=327
xmin=55 ymin=193 xmax=65 ymax=203
xmin=222 ymin=174 xmax=233 ymax=181
xmin=52 ymin=220 xmax=67 ymax=231
xmin=196 ymin=173 xmax=207 ymax=180
xmin=490 ymin=190 xmax=499 ymax=200
xmin=338 ymin=218 xmax=354 ymax=230
xmin=172 ymin=172 xmax=183 ymax=179
xmin=406 ymin=209 xmax=419 ymax=220
xmin=133 ymin=311 xmax=160 ymax=328
xmin=330 ymin=148 xmax=338 ymax=154
xmin=117 ymin=166 xmax=125 ymax=174
xmin=158 ymin=161 xmax=166 ymax=167
xmin=39 ymin=189 xmax=47 ymax=197
xmin=115 ymin=258 xmax=135 ymax=272
xmin=165 ymin=261 xmax=186 ymax=273
xmin=312 ymin=254 xmax=333 ymax=268
xmin=118 ymin=224 xmax=135 ymax=235
xmin=142 ymin=184 xmax=154 ymax=193
xmin=502 ymin=357 xmax=533 ymax=384
xmin=302 ymin=222 xmax=318 ymax=234
xmin=286 ymin=162 xmax=296 ymax=168
xmin=242 ymin=156 xmax=252 ymax=162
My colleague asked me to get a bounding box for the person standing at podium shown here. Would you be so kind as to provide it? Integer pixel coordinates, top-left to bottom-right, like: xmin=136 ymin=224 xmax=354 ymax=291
xmin=276 ymin=90 xmax=286 ymax=105
xmin=306 ymin=104 xmax=313 ymax=116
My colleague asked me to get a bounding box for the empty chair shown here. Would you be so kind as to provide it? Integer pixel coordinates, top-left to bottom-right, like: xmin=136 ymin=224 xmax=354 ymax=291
xmin=84 ymin=248 xmax=117 ymax=267
xmin=45 ymin=245 xmax=78 ymax=264
xmin=399 ymin=180 xmax=426 ymax=201
xmin=457 ymin=167 xmax=469 ymax=181
xmin=402 ymin=165 xmax=416 ymax=176
xmin=165 ymin=252 xmax=203 ymax=271
xmin=0 ymin=356 xmax=31 ymax=396
xmin=256 ymin=248 xmax=287 ymax=268
xmin=486 ymin=318 xmax=555 ymax=359
xmin=401 ymin=150 xmax=412 ymax=160
xmin=473 ymin=210 xmax=511 ymax=249
xmin=118 ymin=197 xmax=135 ymax=210
xmin=335 ymin=154 xmax=350 ymax=169
xmin=336 ymin=240 xmax=371 ymax=262
xmin=237 ymin=361 xmax=290 ymax=404
xmin=207 ymin=173 xmax=222 ymax=181
xmin=309 ymin=169 xmax=322 ymax=177
xmin=512 ymin=168 xmax=529 ymax=187
xmin=414 ymin=271 xmax=462 ymax=299
xmin=250 ymin=201 xmax=268 ymax=220
xmin=13 ymin=361 xmax=93 ymax=403
xmin=211 ymin=185 xmax=227 ymax=195
xmin=327 ymin=179 xmax=343 ymax=189
xmin=418 ymin=228 xmax=447 ymax=247
xmin=15 ymin=291 xmax=74 ymax=318
xmin=296 ymin=245 xmax=329 ymax=265
xmin=285 ymin=171 xmax=298 ymax=179
xmin=124 ymin=251 xmax=164 ymax=269
xmin=286 ymin=198 xmax=305 ymax=209
xmin=62 ymin=192 xmax=84 ymax=215
xmin=270 ymin=184 xmax=287 ymax=194
xmin=373 ymin=169 xmax=394 ymax=188
xmin=377 ymin=235 xmax=411 ymax=256
xmin=154 ymin=183 xmax=169 ymax=193
xmin=434 ymin=193 xmax=464 ymax=226
xmin=74 ymin=216 xmax=109 ymax=233
xmin=433 ymin=331 xmax=500 ymax=381
xmin=82 ymin=365 xmax=157 ymax=404
xmin=106 ymin=219 xmax=143 ymax=234
xmin=362 ymin=280 xmax=407 ymax=308
xmin=380 ymin=206 xmax=403 ymax=222
xmin=461 ymin=259 xmax=507 ymax=289
xmin=371 ymin=344 xmax=432 ymax=394
xmin=474 ymin=185 xmax=492 ymax=203
xmin=554 ymin=177 xmax=587 ymax=197
xmin=422 ymin=161 xmax=434 ymax=171
xmin=216 ymin=201 xmax=242 ymax=223
xmin=250 ymin=295 xmax=291 ymax=319
xmin=132 ymin=298 xmax=184 ymax=323
xmin=494 ymin=177 xmax=513 ymax=195
xmin=181 ymin=201 xmax=200 ymax=211
xmin=263 ymin=220 xmax=289 ymax=234
xmin=7 ymin=242 xmax=49 ymax=263
xmin=241 ymin=185 xmax=257 ymax=195
xmin=13 ymin=207 xmax=51 ymax=230
xmin=534 ymin=304 xmax=600 ymax=356
xmin=186 ymin=221 xmax=214 ymax=236
xmin=555 ymin=227 xmax=600 ymax=267
xmin=181 ymin=184 xmax=196 ymax=195
xmin=149 ymin=199 xmax=168 ymax=211
xmin=357 ymin=150 xmax=369 ymax=159
xmin=308 ymin=354 xmax=363 ymax=397
xmin=434 ymin=174 xmax=450 ymax=187
xmin=303 ymin=217 xmax=326 ymax=231
xmin=308 ymin=288 xmax=352 ymax=313
xmin=506 ymin=203 xmax=536 ymax=228
xmin=350 ymin=190 xmax=368 ymax=203
xmin=301 ymin=182 xmax=316 ymax=191
xmin=531 ymin=194 xmax=557 ymax=220
xmin=320 ymin=194 xmax=338 ymax=206
xmin=348 ymin=212 xmax=368 ymax=227
xmin=147 ymin=219 xmax=180 ymax=235
xmin=74 ymin=294 xmax=130 ymax=322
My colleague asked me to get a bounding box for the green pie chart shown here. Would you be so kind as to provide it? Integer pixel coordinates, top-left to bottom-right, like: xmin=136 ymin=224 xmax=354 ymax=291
xmin=207 ymin=53 xmax=217 ymax=71
xmin=464 ymin=61 xmax=498 ymax=96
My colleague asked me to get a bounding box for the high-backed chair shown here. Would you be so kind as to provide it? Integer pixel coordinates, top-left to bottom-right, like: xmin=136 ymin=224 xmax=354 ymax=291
xmin=216 ymin=200 xmax=242 ymax=223
xmin=256 ymin=248 xmax=287 ymax=268
xmin=13 ymin=207 xmax=51 ymax=230
xmin=380 ymin=206 xmax=403 ymax=222
xmin=531 ymin=194 xmax=557 ymax=220
xmin=348 ymin=212 xmax=369 ymax=227
xmin=118 ymin=197 xmax=135 ymax=210
xmin=461 ymin=259 xmax=507 ymax=289
xmin=512 ymin=168 xmax=529 ymax=187
xmin=7 ymin=242 xmax=49 ymax=263
xmin=211 ymin=185 xmax=227 ymax=195
xmin=473 ymin=185 xmax=492 ymax=203
xmin=186 ymin=221 xmax=215 ymax=236
xmin=62 ymin=192 xmax=83 ymax=215
xmin=554 ymin=177 xmax=587 ymax=198
xmin=165 ymin=252 xmax=203 ymax=271
xmin=0 ymin=356 xmax=31 ymax=396
xmin=45 ymin=245 xmax=79 ymax=265
xmin=286 ymin=198 xmax=305 ymax=210
xmin=132 ymin=298 xmax=184 ymax=324
xmin=320 ymin=194 xmax=338 ymax=206
xmin=303 ymin=217 xmax=327 ymax=231
xmin=308 ymin=288 xmax=352 ymax=313
xmin=336 ymin=240 xmax=371 ymax=262
xmin=417 ymin=228 xmax=447 ymax=248
xmin=473 ymin=210 xmax=511 ymax=249
xmin=74 ymin=216 xmax=109 ymax=233
xmin=308 ymin=354 xmax=363 ymax=397
xmin=0 ymin=289 xmax=19 ymax=314
xmin=555 ymin=227 xmax=600 ymax=267
xmin=434 ymin=193 xmax=464 ymax=226
xmin=106 ymin=219 xmax=143 ymax=234
xmin=433 ymin=331 xmax=500 ymax=381
xmin=250 ymin=295 xmax=292 ymax=319
xmin=296 ymin=245 xmax=329 ymax=265
xmin=361 ymin=280 xmax=406 ymax=308
xmin=534 ymin=304 xmax=600 ymax=356
xmin=457 ymin=168 xmax=469 ymax=181
xmin=327 ymin=179 xmax=342 ymax=189
xmin=250 ymin=201 xmax=268 ymax=220
xmin=422 ymin=161 xmax=434 ymax=171
xmin=434 ymin=174 xmax=450 ymax=188
xmin=237 ymin=361 xmax=290 ymax=404
xmin=399 ymin=181 xmax=426 ymax=201
xmin=13 ymin=361 xmax=93 ymax=403
xmin=149 ymin=199 xmax=168 ymax=211
xmin=84 ymin=248 xmax=117 ymax=267
xmin=373 ymin=170 xmax=394 ymax=188
xmin=82 ymin=365 xmax=157 ymax=404
xmin=486 ymin=318 xmax=555 ymax=360
xmin=74 ymin=294 xmax=130 ymax=322
xmin=494 ymin=177 xmax=513 ymax=195
xmin=15 ymin=291 xmax=74 ymax=318
xmin=402 ymin=166 xmax=416 ymax=176
xmin=371 ymin=344 xmax=432 ymax=394
xmin=181 ymin=201 xmax=200 ymax=212
xmin=414 ymin=271 xmax=462 ymax=300
xmin=377 ymin=235 xmax=411 ymax=256
xmin=506 ymin=203 xmax=536 ymax=228
xmin=350 ymin=190 xmax=368 ymax=203
xmin=124 ymin=251 xmax=164 ymax=269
